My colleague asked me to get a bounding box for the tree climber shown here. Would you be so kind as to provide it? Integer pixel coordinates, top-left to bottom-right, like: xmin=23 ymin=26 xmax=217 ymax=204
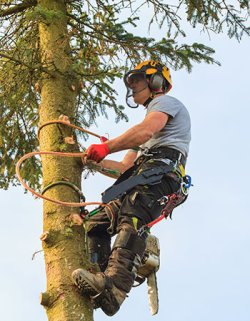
xmin=72 ymin=60 xmax=191 ymax=316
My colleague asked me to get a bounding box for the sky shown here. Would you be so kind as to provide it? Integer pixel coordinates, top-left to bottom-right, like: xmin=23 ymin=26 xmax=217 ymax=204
xmin=1 ymin=8 xmax=250 ymax=321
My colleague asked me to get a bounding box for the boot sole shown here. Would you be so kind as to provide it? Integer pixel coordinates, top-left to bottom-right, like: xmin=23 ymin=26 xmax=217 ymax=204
xmin=72 ymin=269 xmax=103 ymax=297
xmin=72 ymin=269 xmax=122 ymax=316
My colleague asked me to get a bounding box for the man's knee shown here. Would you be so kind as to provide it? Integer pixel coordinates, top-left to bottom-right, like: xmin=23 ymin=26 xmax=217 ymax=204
xmin=112 ymin=225 xmax=146 ymax=258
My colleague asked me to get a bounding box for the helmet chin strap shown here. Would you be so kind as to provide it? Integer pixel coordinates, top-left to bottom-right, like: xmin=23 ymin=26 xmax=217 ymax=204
xmin=126 ymin=84 xmax=164 ymax=108
xmin=143 ymin=90 xmax=164 ymax=107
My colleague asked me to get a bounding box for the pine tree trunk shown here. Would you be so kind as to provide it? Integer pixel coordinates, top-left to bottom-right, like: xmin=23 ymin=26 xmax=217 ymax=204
xmin=38 ymin=1 xmax=94 ymax=320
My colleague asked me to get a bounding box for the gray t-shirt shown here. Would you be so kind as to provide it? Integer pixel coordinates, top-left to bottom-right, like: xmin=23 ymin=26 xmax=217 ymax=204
xmin=139 ymin=95 xmax=191 ymax=157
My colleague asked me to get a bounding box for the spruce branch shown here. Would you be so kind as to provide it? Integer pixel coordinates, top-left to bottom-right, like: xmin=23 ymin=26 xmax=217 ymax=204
xmin=0 ymin=52 xmax=55 ymax=77
xmin=221 ymin=0 xmax=250 ymax=39
xmin=0 ymin=0 xmax=37 ymax=18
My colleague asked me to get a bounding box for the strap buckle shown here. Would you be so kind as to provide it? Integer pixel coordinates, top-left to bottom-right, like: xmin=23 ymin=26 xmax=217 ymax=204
xmin=140 ymin=148 xmax=158 ymax=157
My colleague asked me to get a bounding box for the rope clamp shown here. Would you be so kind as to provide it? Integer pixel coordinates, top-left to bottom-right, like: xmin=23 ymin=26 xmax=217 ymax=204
xmin=158 ymin=195 xmax=169 ymax=206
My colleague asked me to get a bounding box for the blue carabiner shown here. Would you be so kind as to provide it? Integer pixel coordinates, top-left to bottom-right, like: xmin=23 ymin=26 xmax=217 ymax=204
xmin=183 ymin=175 xmax=192 ymax=189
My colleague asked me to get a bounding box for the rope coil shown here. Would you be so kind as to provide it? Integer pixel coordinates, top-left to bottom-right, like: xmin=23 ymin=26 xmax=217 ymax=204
xmin=15 ymin=120 xmax=114 ymax=214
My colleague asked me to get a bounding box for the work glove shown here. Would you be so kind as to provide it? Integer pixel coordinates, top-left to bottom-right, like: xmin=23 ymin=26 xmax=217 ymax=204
xmin=85 ymin=143 xmax=110 ymax=163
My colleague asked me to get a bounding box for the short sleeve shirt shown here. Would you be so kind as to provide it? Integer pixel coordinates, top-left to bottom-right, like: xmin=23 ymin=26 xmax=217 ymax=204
xmin=139 ymin=95 xmax=191 ymax=157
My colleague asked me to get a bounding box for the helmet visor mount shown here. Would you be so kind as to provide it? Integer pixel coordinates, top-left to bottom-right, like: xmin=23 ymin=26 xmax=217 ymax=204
xmin=124 ymin=71 xmax=149 ymax=108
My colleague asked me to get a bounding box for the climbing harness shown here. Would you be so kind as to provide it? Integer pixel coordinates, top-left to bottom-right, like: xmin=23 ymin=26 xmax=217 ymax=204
xmin=102 ymin=163 xmax=175 ymax=203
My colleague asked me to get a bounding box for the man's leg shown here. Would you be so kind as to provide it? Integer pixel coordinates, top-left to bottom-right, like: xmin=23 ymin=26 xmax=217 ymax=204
xmin=85 ymin=200 xmax=120 ymax=271
xmin=72 ymin=219 xmax=146 ymax=316
xmin=87 ymin=233 xmax=111 ymax=272
xmin=72 ymin=171 xmax=180 ymax=315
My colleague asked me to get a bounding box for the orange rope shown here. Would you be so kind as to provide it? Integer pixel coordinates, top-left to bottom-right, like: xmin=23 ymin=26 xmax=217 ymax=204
xmin=16 ymin=121 xmax=113 ymax=212
xmin=16 ymin=151 xmax=110 ymax=208
xmin=37 ymin=120 xmax=102 ymax=139
xmin=38 ymin=120 xmax=116 ymax=178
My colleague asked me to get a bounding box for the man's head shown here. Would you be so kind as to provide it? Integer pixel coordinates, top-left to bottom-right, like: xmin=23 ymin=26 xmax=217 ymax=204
xmin=124 ymin=60 xmax=172 ymax=108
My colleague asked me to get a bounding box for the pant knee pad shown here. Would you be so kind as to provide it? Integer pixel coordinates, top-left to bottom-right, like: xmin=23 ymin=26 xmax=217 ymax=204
xmin=112 ymin=229 xmax=146 ymax=258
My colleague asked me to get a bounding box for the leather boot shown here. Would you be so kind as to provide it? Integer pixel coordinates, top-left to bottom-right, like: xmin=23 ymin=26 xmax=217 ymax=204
xmin=72 ymin=269 xmax=126 ymax=315
xmin=72 ymin=227 xmax=146 ymax=316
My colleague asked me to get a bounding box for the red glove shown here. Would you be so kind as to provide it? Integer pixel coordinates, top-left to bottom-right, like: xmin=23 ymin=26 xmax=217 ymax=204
xmin=86 ymin=143 xmax=110 ymax=162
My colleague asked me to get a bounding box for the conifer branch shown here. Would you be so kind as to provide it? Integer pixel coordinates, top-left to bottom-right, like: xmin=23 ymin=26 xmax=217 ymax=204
xmin=66 ymin=13 xmax=129 ymax=46
xmin=0 ymin=0 xmax=37 ymax=18
xmin=0 ymin=52 xmax=54 ymax=76
xmin=221 ymin=0 xmax=250 ymax=38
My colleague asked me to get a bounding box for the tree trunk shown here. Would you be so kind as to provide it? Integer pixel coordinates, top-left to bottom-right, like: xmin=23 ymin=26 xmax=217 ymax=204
xmin=38 ymin=1 xmax=94 ymax=320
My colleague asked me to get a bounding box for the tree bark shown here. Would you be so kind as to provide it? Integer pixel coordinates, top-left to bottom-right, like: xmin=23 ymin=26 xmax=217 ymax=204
xmin=38 ymin=1 xmax=94 ymax=320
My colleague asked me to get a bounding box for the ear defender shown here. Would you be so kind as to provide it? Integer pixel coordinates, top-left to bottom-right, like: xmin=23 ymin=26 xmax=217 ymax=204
xmin=149 ymin=73 xmax=165 ymax=92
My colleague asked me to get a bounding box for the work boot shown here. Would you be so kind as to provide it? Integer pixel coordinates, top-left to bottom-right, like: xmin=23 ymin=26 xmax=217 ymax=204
xmin=72 ymin=268 xmax=126 ymax=316
xmin=72 ymin=227 xmax=146 ymax=316
xmin=104 ymin=227 xmax=146 ymax=292
xmin=72 ymin=269 xmax=106 ymax=297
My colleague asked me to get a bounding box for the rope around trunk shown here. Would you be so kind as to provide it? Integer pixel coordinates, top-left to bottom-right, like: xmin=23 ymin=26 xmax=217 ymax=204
xmin=15 ymin=120 xmax=114 ymax=213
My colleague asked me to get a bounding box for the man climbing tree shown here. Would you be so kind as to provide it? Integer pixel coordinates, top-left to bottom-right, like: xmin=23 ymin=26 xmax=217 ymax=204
xmin=0 ymin=1 xmax=249 ymax=321
xmin=72 ymin=59 xmax=191 ymax=316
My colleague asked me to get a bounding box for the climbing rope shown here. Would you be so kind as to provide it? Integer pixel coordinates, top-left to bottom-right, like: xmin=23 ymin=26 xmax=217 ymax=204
xmin=37 ymin=119 xmax=107 ymax=141
xmin=16 ymin=151 xmax=109 ymax=208
xmin=15 ymin=118 xmax=115 ymax=214
xmin=41 ymin=181 xmax=85 ymax=199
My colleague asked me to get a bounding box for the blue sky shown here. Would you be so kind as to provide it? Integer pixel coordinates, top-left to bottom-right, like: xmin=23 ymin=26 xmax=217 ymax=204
xmin=1 ymin=14 xmax=250 ymax=321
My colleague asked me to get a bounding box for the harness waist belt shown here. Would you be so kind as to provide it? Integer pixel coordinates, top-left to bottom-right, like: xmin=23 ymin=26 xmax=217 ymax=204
xmin=142 ymin=147 xmax=186 ymax=167
xmin=102 ymin=163 xmax=174 ymax=203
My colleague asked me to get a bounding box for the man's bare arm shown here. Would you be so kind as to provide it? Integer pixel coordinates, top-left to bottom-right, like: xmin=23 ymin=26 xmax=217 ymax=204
xmin=100 ymin=149 xmax=138 ymax=173
xmin=106 ymin=111 xmax=169 ymax=153
xmin=85 ymin=150 xmax=138 ymax=178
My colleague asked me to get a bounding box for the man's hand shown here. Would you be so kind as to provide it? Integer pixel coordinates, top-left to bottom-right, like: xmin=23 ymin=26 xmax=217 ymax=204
xmin=85 ymin=143 xmax=110 ymax=163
